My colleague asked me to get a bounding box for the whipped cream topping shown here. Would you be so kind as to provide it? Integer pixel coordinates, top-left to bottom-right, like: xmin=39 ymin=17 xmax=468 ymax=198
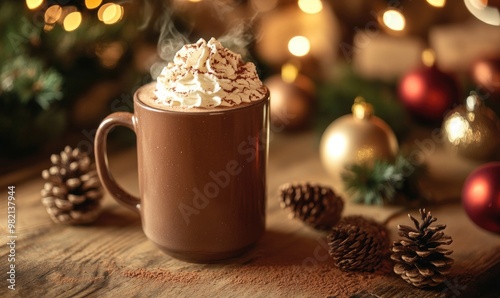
xmin=154 ymin=38 xmax=266 ymax=108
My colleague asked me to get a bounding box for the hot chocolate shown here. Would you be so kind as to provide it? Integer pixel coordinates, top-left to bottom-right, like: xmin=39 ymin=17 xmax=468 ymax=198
xmin=95 ymin=38 xmax=269 ymax=263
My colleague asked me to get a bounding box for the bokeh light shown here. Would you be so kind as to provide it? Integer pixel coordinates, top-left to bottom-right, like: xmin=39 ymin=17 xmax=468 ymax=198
xmin=63 ymin=11 xmax=82 ymax=32
xmin=444 ymin=113 xmax=470 ymax=143
xmin=422 ymin=49 xmax=436 ymax=67
xmin=44 ymin=5 xmax=62 ymax=25
xmin=298 ymin=0 xmax=323 ymax=14
xmin=281 ymin=62 xmax=299 ymax=83
xmin=26 ymin=0 xmax=43 ymax=10
xmin=251 ymin=0 xmax=278 ymax=12
xmin=288 ymin=36 xmax=311 ymax=57
xmin=464 ymin=0 xmax=500 ymax=26
xmin=85 ymin=0 xmax=103 ymax=10
xmin=383 ymin=9 xmax=406 ymax=31
xmin=98 ymin=3 xmax=124 ymax=24
xmin=96 ymin=42 xmax=125 ymax=68
xmin=426 ymin=0 xmax=446 ymax=7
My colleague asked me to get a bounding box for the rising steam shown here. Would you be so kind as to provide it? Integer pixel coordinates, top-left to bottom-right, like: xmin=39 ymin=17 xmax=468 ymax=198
xmin=147 ymin=0 xmax=261 ymax=79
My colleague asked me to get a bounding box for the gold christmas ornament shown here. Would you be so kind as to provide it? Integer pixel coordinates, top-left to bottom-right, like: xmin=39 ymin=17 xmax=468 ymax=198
xmin=319 ymin=97 xmax=399 ymax=197
xmin=441 ymin=92 xmax=500 ymax=161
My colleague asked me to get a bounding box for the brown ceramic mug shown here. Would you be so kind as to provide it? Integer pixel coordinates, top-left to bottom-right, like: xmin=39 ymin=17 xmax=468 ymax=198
xmin=94 ymin=82 xmax=269 ymax=263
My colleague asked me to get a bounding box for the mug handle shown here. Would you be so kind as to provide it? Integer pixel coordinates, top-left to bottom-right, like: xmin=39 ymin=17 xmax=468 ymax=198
xmin=94 ymin=112 xmax=140 ymax=214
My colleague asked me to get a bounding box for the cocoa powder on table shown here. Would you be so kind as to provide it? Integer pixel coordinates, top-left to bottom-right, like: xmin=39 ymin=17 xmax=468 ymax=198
xmin=227 ymin=256 xmax=395 ymax=297
xmin=121 ymin=268 xmax=202 ymax=284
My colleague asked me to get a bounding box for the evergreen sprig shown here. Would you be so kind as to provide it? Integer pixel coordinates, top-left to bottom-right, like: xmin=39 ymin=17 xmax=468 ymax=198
xmin=341 ymin=155 xmax=415 ymax=205
xmin=0 ymin=56 xmax=63 ymax=109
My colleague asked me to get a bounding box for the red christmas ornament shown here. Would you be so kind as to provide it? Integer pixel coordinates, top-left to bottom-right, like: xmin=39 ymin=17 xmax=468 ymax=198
xmin=462 ymin=162 xmax=500 ymax=234
xmin=398 ymin=65 xmax=459 ymax=124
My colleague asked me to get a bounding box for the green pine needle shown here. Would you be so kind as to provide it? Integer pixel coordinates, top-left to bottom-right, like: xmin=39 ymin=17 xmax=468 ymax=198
xmin=0 ymin=56 xmax=63 ymax=110
xmin=341 ymin=155 xmax=412 ymax=205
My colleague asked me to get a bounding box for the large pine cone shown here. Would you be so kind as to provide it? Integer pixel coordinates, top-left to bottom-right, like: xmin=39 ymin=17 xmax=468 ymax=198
xmin=327 ymin=216 xmax=389 ymax=271
xmin=391 ymin=209 xmax=454 ymax=288
xmin=41 ymin=146 xmax=103 ymax=225
xmin=279 ymin=182 xmax=344 ymax=230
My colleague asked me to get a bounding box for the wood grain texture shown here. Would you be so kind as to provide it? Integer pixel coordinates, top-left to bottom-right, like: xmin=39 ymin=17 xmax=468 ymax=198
xmin=1 ymin=131 xmax=499 ymax=297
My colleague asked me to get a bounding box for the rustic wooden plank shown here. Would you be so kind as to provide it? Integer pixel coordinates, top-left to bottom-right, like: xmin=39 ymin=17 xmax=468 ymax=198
xmin=0 ymin=131 xmax=498 ymax=297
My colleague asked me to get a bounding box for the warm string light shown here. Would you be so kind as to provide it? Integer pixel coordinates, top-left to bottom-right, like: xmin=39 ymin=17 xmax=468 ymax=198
xmin=382 ymin=9 xmax=406 ymax=31
xmin=422 ymin=49 xmax=436 ymax=67
xmin=85 ymin=0 xmax=103 ymax=10
xmin=30 ymin=1 xmax=125 ymax=32
xmin=98 ymin=3 xmax=124 ymax=25
xmin=44 ymin=5 xmax=62 ymax=25
xmin=298 ymin=0 xmax=323 ymax=14
xmin=251 ymin=0 xmax=278 ymax=12
xmin=426 ymin=0 xmax=446 ymax=7
xmin=288 ymin=36 xmax=311 ymax=57
xmin=63 ymin=11 xmax=82 ymax=32
xmin=281 ymin=62 xmax=300 ymax=83
xmin=26 ymin=0 xmax=43 ymax=10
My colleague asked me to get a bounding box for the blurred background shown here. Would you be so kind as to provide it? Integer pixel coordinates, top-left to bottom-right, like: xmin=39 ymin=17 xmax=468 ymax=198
xmin=1 ymin=0 xmax=500 ymax=176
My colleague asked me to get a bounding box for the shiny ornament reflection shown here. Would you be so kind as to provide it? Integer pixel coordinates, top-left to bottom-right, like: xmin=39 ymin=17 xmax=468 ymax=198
xmin=464 ymin=0 xmax=500 ymax=26
xmin=320 ymin=98 xmax=399 ymax=197
xmin=462 ymin=162 xmax=500 ymax=233
xmin=442 ymin=92 xmax=500 ymax=161
xmin=266 ymin=64 xmax=315 ymax=130
xmin=399 ymin=64 xmax=459 ymax=124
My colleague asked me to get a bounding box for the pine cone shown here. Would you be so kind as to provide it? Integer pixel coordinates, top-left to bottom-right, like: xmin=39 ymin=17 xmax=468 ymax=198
xmin=41 ymin=146 xmax=103 ymax=225
xmin=391 ymin=209 xmax=454 ymax=288
xmin=279 ymin=182 xmax=344 ymax=230
xmin=327 ymin=216 xmax=389 ymax=271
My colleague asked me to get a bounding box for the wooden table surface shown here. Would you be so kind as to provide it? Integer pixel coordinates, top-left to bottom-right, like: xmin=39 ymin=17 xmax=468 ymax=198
xmin=1 ymin=131 xmax=499 ymax=297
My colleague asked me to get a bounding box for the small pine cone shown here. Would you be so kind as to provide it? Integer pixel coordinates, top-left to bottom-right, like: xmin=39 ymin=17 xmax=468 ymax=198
xmin=391 ymin=208 xmax=454 ymax=288
xmin=327 ymin=216 xmax=389 ymax=271
xmin=279 ymin=182 xmax=344 ymax=230
xmin=41 ymin=146 xmax=103 ymax=225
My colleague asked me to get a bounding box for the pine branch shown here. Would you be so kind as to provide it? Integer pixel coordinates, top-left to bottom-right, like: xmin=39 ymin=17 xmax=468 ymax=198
xmin=0 ymin=56 xmax=63 ymax=110
xmin=341 ymin=155 xmax=418 ymax=205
